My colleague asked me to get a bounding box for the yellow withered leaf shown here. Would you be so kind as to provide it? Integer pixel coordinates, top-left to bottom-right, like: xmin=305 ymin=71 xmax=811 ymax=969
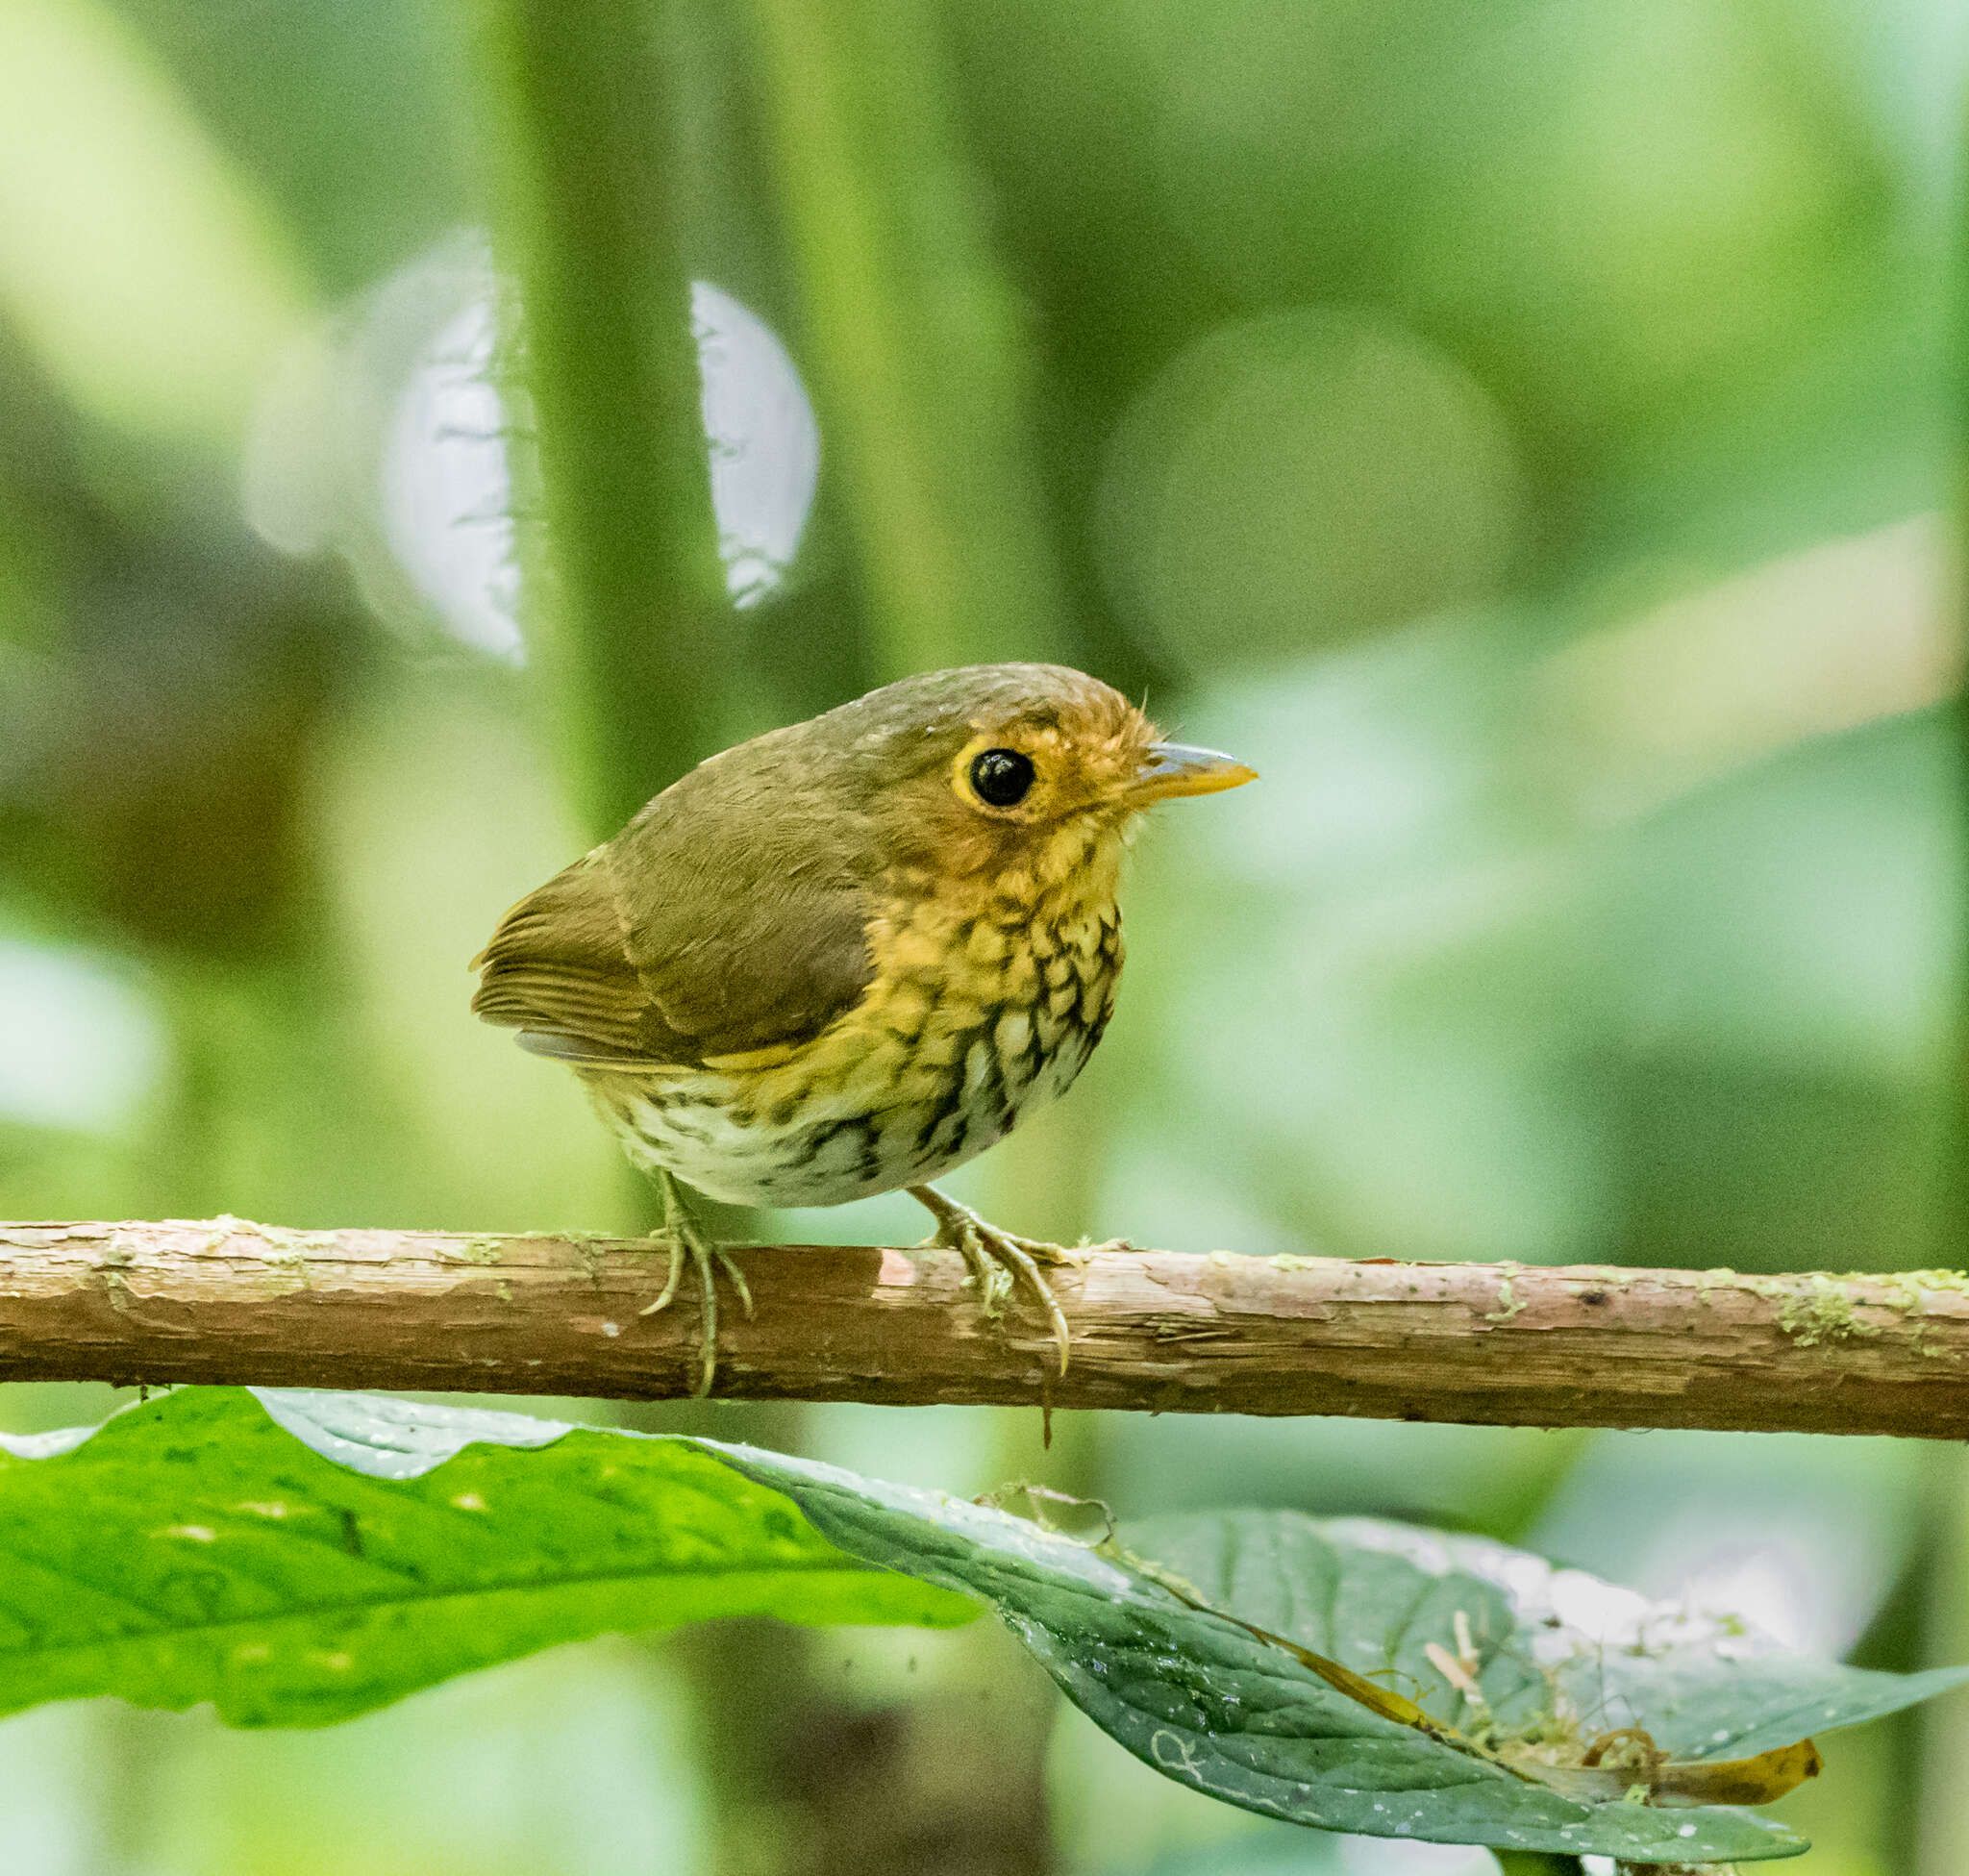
xmin=1504 ymin=1731 xmax=1822 ymax=1807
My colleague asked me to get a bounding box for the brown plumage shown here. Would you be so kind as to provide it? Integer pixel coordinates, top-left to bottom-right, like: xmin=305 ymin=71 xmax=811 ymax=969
xmin=473 ymin=663 xmax=1254 ymax=1392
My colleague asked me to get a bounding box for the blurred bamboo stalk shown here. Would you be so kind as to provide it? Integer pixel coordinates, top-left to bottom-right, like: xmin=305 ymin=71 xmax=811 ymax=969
xmin=14 ymin=1219 xmax=1969 ymax=1432
xmin=461 ymin=0 xmax=733 ymax=832
xmin=739 ymin=0 xmax=1070 ymax=676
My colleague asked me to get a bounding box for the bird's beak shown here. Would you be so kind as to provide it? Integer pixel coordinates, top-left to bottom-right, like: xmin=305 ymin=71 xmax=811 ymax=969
xmin=1127 ymin=742 xmax=1259 ymax=805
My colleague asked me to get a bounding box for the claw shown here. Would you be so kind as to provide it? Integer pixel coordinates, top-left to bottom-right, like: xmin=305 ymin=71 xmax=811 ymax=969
xmin=713 ymin=1244 xmax=755 ymax=1320
xmin=646 ymin=1231 xmax=688 ymax=1315
xmin=637 ymin=1170 xmax=749 ymax=1397
xmin=908 ymin=1185 xmax=1075 ymax=1377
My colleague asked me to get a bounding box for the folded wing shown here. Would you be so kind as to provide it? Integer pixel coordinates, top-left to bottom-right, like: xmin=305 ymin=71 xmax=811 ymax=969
xmin=471 ymin=806 xmax=877 ymax=1066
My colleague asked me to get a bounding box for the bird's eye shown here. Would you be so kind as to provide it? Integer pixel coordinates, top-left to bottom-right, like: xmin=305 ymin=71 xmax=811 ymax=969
xmin=969 ymin=747 xmax=1036 ymax=808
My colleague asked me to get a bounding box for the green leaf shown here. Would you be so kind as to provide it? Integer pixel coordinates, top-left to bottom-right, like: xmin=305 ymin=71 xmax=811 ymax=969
xmin=1121 ymin=1510 xmax=1969 ymax=1764
xmin=711 ymin=1456 xmax=1969 ymax=1863
xmin=0 ymin=1387 xmax=973 ymax=1726
xmin=7 ymin=1388 xmax=1966 ymax=1866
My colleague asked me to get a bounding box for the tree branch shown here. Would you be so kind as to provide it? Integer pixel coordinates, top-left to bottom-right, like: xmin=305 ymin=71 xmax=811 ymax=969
xmin=5 ymin=1219 xmax=1968 ymax=1435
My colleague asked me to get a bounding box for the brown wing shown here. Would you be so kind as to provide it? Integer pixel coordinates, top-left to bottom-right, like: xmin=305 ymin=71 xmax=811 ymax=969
xmin=471 ymin=849 xmax=654 ymax=1059
xmin=471 ymin=790 xmax=877 ymax=1066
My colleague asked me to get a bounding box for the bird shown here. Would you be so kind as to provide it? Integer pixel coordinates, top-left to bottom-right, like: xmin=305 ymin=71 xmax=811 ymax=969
xmin=471 ymin=663 xmax=1255 ymax=1394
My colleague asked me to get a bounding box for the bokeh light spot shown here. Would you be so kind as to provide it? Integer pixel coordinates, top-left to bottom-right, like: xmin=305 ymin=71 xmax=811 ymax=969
xmin=249 ymin=246 xmax=820 ymax=658
xmin=381 ymin=294 xmax=521 ymax=659
xmin=376 ymin=273 xmax=820 ymax=655
xmin=1096 ymin=308 xmax=1525 ymax=667
xmin=0 ymin=939 xmax=166 ymax=1135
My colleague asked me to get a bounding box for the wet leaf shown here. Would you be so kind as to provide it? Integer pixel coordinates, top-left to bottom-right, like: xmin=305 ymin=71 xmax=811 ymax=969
xmin=715 ymin=1463 xmax=1969 ymax=1863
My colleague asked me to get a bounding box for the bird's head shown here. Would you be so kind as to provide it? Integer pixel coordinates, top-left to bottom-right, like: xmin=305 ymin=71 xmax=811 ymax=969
xmin=797 ymin=663 xmax=1256 ymax=895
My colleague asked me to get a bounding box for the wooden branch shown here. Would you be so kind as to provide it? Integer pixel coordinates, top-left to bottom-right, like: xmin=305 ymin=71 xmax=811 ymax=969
xmin=5 ymin=1219 xmax=1969 ymax=1437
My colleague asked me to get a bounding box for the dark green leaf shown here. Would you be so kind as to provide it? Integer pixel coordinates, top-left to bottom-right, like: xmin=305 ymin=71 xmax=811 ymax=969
xmin=1124 ymin=1510 xmax=1969 ymax=1764
xmin=715 ymin=1459 xmax=1967 ymax=1863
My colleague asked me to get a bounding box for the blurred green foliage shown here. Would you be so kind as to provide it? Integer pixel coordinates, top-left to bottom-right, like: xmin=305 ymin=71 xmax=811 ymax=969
xmin=0 ymin=0 xmax=1963 ymax=1870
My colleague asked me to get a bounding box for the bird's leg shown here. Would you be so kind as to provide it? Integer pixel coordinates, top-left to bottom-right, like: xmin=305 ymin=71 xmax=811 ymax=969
xmin=907 ymin=1184 xmax=1081 ymax=1377
xmin=639 ymin=1168 xmax=753 ymax=1398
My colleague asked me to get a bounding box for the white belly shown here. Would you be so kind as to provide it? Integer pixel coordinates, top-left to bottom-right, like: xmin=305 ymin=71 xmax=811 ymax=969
xmin=596 ymin=996 xmax=1102 ymax=1209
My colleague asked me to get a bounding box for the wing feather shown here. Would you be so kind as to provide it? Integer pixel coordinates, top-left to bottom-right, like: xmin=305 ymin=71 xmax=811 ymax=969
xmin=471 ymin=781 xmax=877 ymax=1065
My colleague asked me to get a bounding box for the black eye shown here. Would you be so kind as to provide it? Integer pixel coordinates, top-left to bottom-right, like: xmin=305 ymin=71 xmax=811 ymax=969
xmin=969 ymin=747 xmax=1035 ymax=808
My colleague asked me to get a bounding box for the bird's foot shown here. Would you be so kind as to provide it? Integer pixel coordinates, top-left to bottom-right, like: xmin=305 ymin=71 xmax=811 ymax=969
xmin=907 ymin=1185 xmax=1077 ymax=1377
xmin=638 ymin=1175 xmax=753 ymax=1398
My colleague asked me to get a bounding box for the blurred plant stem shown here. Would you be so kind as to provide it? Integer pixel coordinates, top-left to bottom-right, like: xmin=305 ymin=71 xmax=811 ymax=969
xmin=1913 ymin=1445 xmax=1969 ymax=1873
xmin=85 ymin=1702 xmax=173 ymax=1876
xmin=739 ymin=0 xmax=1070 ymax=678
xmin=667 ymin=1617 xmax=1053 ymax=1876
xmin=1916 ymin=98 xmax=1969 ymax=1876
xmin=461 ymin=0 xmax=732 ymax=835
